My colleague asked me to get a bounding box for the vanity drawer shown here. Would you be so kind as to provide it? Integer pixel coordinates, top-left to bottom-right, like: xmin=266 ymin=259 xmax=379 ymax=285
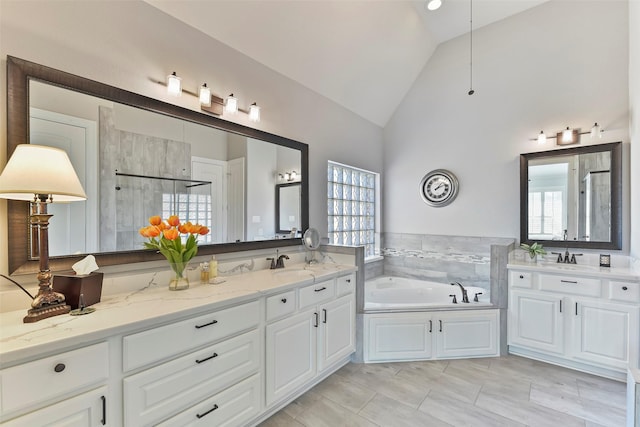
xmin=608 ymin=281 xmax=640 ymax=303
xmin=539 ymin=274 xmax=601 ymax=297
xmin=0 ymin=342 xmax=109 ymax=416
xmin=510 ymin=271 xmax=533 ymax=289
xmin=336 ymin=273 xmax=356 ymax=296
xmin=123 ymin=300 xmax=260 ymax=372
xmin=266 ymin=290 xmax=296 ymax=322
xmin=123 ymin=329 xmax=259 ymax=426
xmin=156 ymin=373 xmax=261 ymax=427
xmin=299 ymin=280 xmax=336 ymax=309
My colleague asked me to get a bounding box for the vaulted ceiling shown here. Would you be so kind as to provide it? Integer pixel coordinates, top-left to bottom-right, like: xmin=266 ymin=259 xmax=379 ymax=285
xmin=146 ymin=0 xmax=549 ymax=127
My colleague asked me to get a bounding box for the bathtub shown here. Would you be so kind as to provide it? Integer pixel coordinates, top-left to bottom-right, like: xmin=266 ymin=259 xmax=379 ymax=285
xmin=364 ymin=276 xmax=491 ymax=310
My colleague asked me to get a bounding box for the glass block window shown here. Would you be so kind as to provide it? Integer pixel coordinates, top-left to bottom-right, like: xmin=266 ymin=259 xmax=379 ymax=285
xmin=162 ymin=192 xmax=213 ymax=244
xmin=327 ymin=161 xmax=379 ymax=258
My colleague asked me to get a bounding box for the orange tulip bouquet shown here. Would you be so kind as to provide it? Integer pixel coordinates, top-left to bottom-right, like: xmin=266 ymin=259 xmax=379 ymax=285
xmin=139 ymin=215 xmax=209 ymax=290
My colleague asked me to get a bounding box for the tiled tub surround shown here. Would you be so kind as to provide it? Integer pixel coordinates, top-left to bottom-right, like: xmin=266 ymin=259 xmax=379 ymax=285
xmin=0 ymin=245 xmax=359 ymax=426
xmin=355 ymin=235 xmax=514 ymax=363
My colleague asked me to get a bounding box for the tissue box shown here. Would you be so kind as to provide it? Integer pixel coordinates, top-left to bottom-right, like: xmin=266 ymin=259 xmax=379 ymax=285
xmin=52 ymin=272 xmax=103 ymax=309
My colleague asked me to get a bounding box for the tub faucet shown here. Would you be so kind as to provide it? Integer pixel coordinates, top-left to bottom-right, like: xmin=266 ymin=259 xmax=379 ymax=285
xmin=451 ymin=282 xmax=469 ymax=303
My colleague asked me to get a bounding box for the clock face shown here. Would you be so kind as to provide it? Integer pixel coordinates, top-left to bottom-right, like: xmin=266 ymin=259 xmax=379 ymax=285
xmin=419 ymin=169 xmax=459 ymax=207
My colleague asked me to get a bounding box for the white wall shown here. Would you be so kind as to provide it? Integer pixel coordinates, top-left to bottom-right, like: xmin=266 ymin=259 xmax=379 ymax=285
xmin=630 ymin=0 xmax=640 ymax=259
xmin=383 ymin=1 xmax=630 ymax=251
xmin=0 ymin=0 xmax=384 ymax=274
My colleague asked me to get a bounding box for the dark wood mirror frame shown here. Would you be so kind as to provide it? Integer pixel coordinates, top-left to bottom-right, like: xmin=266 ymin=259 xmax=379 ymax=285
xmin=520 ymin=141 xmax=622 ymax=250
xmin=6 ymin=56 xmax=309 ymax=275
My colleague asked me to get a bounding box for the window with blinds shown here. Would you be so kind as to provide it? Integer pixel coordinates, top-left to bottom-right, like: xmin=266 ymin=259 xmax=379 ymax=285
xmin=327 ymin=161 xmax=378 ymax=258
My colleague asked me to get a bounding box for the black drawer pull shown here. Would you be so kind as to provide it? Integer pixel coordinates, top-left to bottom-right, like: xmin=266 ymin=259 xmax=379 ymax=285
xmin=559 ymin=300 xmax=562 ymax=313
xmin=195 ymin=319 xmax=218 ymax=329
xmin=54 ymin=363 xmax=66 ymax=373
xmin=322 ymin=308 xmax=327 ymax=323
xmin=281 ymin=298 xmax=287 ymax=303
xmin=575 ymin=302 xmax=578 ymax=315
xmin=314 ymin=312 xmax=319 ymax=327
xmin=314 ymin=287 xmax=327 ymax=292
xmin=196 ymin=404 xmax=219 ymax=419
xmin=439 ymin=320 xmax=443 ymax=332
xmin=196 ymin=352 xmax=219 ymax=364
xmin=429 ymin=320 xmax=432 ymax=333
xmin=101 ymin=395 xmax=106 ymax=425
xmin=622 ymin=286 xmax=628 ymax=291
xmin=561 ymin=280 xmax=578 ymax=284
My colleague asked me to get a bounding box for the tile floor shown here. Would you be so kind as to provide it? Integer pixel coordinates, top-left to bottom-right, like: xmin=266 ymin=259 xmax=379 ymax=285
xmin=260 ymin=355 xmax=627 ymax=427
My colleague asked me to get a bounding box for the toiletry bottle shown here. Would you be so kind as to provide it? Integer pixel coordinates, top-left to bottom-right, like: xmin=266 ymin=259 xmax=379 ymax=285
xmin=200 ymin=262 xmax=209 ymax=284
xmin=209 ymin=255 xmax=218 ymax=280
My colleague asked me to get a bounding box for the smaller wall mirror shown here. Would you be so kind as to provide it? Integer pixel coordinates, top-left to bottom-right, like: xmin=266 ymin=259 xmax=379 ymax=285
xmin=520 ymin=142 xmax=622 ymax=249
xmin=276 ymin=183 xmax=301 ymax=234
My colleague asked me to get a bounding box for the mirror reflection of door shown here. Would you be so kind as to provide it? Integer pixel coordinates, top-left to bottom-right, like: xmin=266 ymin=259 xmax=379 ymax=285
xmin=30 ymin=108 xmax=99 ymax=257
xmin=276 ymin=183 xmax=301 ymax=234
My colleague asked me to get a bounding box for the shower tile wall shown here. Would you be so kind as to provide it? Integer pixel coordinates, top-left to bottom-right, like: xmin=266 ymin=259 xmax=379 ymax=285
xmin=381 ymin=233 xmax=515 ymax=296
xmin=99 ymin=106 xmax=191 ymax=252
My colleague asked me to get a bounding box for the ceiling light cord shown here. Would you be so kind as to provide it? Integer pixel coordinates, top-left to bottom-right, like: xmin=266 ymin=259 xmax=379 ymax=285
xmin=468 ymin=0 xmax=474 ymax=96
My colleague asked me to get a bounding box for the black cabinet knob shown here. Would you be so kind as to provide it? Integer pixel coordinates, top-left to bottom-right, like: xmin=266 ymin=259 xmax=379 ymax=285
xmin=519 ymin=275 xmax=524 ymax=279
xmin=281 ymin=298 xmax=287 ymax=303
xmin=54 ymin=363 xmax=66 ymax=373
xmin=622 ymin=286 xmax=628 ymax=291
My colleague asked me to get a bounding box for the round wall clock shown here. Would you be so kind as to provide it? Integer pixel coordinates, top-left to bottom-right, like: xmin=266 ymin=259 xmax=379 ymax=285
xmin=419 ymin=169 xmax=459 ymax=207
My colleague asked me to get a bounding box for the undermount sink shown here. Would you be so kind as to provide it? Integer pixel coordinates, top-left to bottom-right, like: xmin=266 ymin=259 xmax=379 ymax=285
xmin=540 ymin=263 xmax=600 ymax=271
xmin=272 ymin=268 xmax=314 ymax=277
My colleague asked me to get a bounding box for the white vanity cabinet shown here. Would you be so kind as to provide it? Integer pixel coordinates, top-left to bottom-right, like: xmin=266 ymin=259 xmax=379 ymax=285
xmin=122 ymin=301 xmax=261 ymax=426
xmin=0 ymin=342 xmax=109 ymax=425
xmin=364 ymin=310 xmax=500 ymax=362
xmin=508 ymin=266 xmax=640 ymax=379
xmin=265 ymin=273 xmax=356 ymax=406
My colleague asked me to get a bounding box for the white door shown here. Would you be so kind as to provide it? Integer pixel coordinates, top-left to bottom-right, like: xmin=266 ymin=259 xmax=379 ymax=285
xmin=571 ymin=299 xmax=639 ymax=370
xmin=435 ymin=311 xmax=499 ymax=358
xmin=30 ymin=108 xmax=98 ymax=256
xmin=265 ymin=310 xmax=316 ymax=405
xmin=318 ymin=294 xmax=355 ymax=371
xmin=509 ymin=291 xmax=564 ymax=354
xmin=365 ymin=314 xmax=432 ymax=362
xmin=191 ymin=157 xmax=226 ymax=244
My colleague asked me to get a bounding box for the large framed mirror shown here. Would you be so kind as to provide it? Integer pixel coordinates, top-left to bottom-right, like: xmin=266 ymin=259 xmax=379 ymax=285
xmin=6 ymin=56 xmax=309 ymax=274
xmin=520 ymin=142 xmax=622 ymax=250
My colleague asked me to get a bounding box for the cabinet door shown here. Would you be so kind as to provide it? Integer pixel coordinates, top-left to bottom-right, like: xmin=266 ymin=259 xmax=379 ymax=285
xmin=1 ymin=386 xmax=107 ymax=427
xmin=435 ymin=310 xmax=499 ymax=358
xmin=318 ymin=294 xmax=355 ymax=371
xmin=265 ymin=310 xmax=316 ymax=405
xmin=571 ymin=299 xmax=639 ymax=370
xmin=509 ymin=290 xmax=564 ymax=354
xmin=365 ymin=315 xmax=432 ymax=362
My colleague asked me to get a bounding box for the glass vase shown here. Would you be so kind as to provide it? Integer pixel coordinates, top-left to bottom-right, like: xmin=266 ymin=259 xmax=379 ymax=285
xmin=168 ymin=261 xmax=190 ymax=291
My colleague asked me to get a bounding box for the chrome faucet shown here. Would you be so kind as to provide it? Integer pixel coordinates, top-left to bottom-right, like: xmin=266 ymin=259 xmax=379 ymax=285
xmin=451 ymin=282 xmax=469 ymax=303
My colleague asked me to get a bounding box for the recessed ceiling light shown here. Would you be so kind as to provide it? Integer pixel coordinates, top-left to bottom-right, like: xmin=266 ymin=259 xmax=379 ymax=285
xmin=426 ymin=0 xmax=442 ymax=11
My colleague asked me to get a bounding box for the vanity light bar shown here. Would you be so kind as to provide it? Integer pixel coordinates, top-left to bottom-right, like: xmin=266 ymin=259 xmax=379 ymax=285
xmin=532 ymin=123 xmax=603 ymax=145
xmin=156 ymin=73 xmax=261 ymax=121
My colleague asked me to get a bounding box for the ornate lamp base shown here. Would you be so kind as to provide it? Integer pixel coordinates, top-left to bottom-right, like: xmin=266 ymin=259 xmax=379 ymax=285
xmin=24 ymin=303 xmax=71 ymax=323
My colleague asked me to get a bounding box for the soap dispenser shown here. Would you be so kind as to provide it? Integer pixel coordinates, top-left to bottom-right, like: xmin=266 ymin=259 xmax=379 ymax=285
xmin=209 ymin=255 xmax=218 ymax=279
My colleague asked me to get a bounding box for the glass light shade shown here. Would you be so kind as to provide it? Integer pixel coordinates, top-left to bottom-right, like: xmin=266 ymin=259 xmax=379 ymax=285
xmin=562 ymin=127 xmax=573 ymax=143
xmin=225 ymin=94 xmax=238 ymax=114
xmin=426 ymin=0 xmax=442 ymax=11
xmin=249 ymin=103 xmax=261 ymax=122
xmin=284 ymin=172 xmax=291 ymax=181
xmin=199 ymin=83 xmax=211 ymax=106
xmin=0 ymin=144 xmax=86 ymax=202
xmin=167 ymin=72 xmax=182 ymax=96
xmin=537 ymin=131 xmax=547 ymax=145
xmin=290 ymin=171 xmax=298 ymax=180
xmin=591 ymin=122 xmax=601 ymax=139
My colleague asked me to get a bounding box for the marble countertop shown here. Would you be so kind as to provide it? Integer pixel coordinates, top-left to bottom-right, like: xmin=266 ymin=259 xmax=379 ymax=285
xmin=507 ymin=259 xmax=640 ymax=281
xmin=0 ymin=263 xmax=356 ymax=367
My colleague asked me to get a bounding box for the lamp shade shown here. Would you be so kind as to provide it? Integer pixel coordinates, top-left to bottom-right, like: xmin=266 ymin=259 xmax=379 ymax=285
xmin=0 ymin=144 xmax=87 ymax=202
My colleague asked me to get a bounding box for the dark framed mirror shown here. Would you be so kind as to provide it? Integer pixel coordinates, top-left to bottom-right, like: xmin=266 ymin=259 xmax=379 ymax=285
xmin=520 ymin=142 xmax=622 ymax=250
xmin=275 ymin=182 xmax=301 ymax=234
xmin=6 ymin=56 xmax=309 ymax=274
